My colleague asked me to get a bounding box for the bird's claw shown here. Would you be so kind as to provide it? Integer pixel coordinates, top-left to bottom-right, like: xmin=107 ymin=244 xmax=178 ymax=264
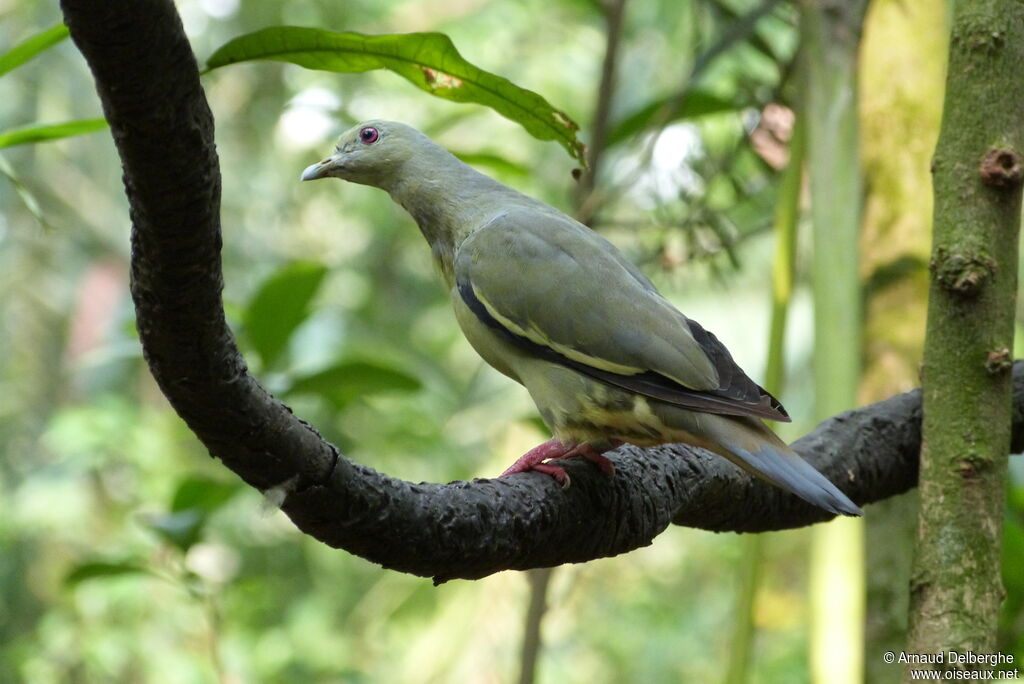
xmin=531 ymin=463 xmax=571 ymax=488
xmin=498 ymin=438 xmax=613 ymax=487
xmin=572 ymin=444 xmax=615 ymax=477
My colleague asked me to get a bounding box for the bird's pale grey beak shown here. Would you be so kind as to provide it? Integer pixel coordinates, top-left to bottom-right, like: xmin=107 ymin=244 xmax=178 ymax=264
xmin=300 ymin=155 xmax=338 ymax=181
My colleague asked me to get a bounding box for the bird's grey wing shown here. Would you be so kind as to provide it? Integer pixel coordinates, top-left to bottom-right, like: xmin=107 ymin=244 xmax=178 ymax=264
xmin=454 ymin=210 xmax=788 ymax=422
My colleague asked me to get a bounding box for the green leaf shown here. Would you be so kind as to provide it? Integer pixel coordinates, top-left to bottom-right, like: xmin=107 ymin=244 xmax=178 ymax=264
xmin=605 ymin=91 xmax=737 ymax=148
xmin=0 ymin=24 xmax=69 ymax=78
xmin=0 ymin=118 xmax=108 ymax=149
xmin=205 ymin=27 xmax=586 ymax=165
xmin=64 ymin=560 xmax=149 ymax=587
xmin=286 ymin=359 xmax=422 ymax=409
xmin=171 ymin=476 xmax=241 ymax=514
xmin=142 ymin=510 xmax=205 ymax=553
xmin=244 ymin=260 xmax=329 ymax=368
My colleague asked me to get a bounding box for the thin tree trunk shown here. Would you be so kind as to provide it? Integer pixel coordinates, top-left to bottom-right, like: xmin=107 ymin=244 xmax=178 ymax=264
xmin=518 ymin=567 xmax=553 ymax=684
xmin=802 ymin=1 xmax=868 ymax=682
xmin=725 ymin=116 xmax=805 ymax=684
xmin=906 ymin=0 xmax=1024 ymax=678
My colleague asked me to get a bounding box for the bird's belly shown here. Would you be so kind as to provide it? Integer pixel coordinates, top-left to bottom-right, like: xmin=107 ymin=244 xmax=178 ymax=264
xmin=515 ymin=360 xmax=712 ymax=449
xmin=449 ymin=288 xmax=713 ymax=450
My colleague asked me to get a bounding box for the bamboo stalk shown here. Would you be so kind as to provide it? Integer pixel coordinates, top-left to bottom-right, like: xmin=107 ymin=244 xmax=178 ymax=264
xmin=801 ymin=1 xmax=868 ymax=682
xmin=725 ymin=116 xmax=805 ymax=684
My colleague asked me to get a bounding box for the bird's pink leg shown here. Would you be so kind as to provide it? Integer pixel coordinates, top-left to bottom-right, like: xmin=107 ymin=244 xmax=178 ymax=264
xmin=500 ymin=439 xmax=574 ymax=485
xmin=499 ymin=439 xmax=622 ymax=487
xmin=557 ymin=442 xmax=618 ymax=477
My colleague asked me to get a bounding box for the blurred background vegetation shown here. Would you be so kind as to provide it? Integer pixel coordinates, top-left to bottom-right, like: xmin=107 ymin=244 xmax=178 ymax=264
xmin=1 ymin=0 xmax=1022 ymax=682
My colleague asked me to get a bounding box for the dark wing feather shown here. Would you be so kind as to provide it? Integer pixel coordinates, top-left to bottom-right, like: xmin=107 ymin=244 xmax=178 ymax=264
xmin=458 ymin=280 xmax=790 ymax=422
xmin=684 ymin=318 xmax=789 ymax=419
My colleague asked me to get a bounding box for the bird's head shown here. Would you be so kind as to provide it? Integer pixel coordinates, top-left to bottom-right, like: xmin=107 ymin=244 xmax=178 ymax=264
xmin=300 ymin=120 xmax=429 ymax=189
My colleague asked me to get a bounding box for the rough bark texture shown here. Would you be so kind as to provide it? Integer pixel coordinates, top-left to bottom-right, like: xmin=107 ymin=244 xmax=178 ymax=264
xmin=907 ymin=0 xmax=1024 ymax=675
xmin=60 ymin=0 xmax=1024 ymax=585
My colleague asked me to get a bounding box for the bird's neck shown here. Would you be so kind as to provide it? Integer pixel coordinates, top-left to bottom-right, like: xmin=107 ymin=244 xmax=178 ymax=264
xmin=385 ymin=153 xmax=518 ymax=287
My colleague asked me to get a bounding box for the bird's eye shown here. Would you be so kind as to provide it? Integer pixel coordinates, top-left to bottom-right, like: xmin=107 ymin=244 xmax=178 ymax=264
xmin=359 ymin=126 xmax=379 ymax=144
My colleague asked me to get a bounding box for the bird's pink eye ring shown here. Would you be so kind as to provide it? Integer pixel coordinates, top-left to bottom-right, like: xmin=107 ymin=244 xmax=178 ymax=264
xmin=359 ymin=126 xmax=379 ymax=144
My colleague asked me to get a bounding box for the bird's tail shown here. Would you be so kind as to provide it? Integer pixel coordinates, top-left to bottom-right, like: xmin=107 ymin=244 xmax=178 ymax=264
xmin=702 ymin=415 xmax=862 ymax=516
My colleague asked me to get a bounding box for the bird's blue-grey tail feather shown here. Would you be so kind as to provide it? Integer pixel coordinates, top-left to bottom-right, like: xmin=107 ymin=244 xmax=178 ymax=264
xmin=710 ymin=417 xmax=863 ymax=516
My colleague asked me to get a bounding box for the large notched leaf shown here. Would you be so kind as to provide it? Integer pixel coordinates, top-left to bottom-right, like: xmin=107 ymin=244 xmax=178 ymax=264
xmin=205 ymin=27 xmax=586 ymax=165
xmin=605 ymin=91 xmax=737 ymax=148
xmin=0 ymin=24 xmax=69 ymax=78
xmin=0 ymin=118 xmax=108 ymax=149
xmin=244 ymin=260 xmax=329 ymax=368
xmin=286 ymin=359 xmax=423 ymax=409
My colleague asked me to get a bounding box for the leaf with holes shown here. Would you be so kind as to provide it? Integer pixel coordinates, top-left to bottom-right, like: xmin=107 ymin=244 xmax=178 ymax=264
xmin=205 ymin=27 xmax=586 ymax=165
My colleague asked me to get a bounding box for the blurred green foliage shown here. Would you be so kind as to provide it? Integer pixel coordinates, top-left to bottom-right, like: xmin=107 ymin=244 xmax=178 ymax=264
xmin=0 ymin=22 xmax=67 ymax=76
xmin=0 ymin=0 xmax=1021 ymax=682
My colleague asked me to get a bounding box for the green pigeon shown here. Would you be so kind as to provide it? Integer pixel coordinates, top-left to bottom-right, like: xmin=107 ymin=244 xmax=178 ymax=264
xmin=301 ymin=120 xmax=862 ymax=516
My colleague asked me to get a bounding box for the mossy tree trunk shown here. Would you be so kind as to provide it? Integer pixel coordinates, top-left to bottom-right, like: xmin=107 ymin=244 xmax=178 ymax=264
xmin=907 ymin=0 xmax=1024 ymax=677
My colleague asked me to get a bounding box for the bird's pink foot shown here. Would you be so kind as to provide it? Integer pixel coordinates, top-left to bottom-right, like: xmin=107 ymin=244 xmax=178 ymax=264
xmin=500 ymin=439 xmax=573 ymax=486
xmin=562 ymin=443 xmax=616 ymax=477
xmin=499 ymin=439 xmax=620 ymax=487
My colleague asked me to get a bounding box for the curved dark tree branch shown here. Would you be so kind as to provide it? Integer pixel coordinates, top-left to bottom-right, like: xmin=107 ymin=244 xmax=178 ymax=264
xmin=60 ymin=0 xmax=1024 ymax=584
